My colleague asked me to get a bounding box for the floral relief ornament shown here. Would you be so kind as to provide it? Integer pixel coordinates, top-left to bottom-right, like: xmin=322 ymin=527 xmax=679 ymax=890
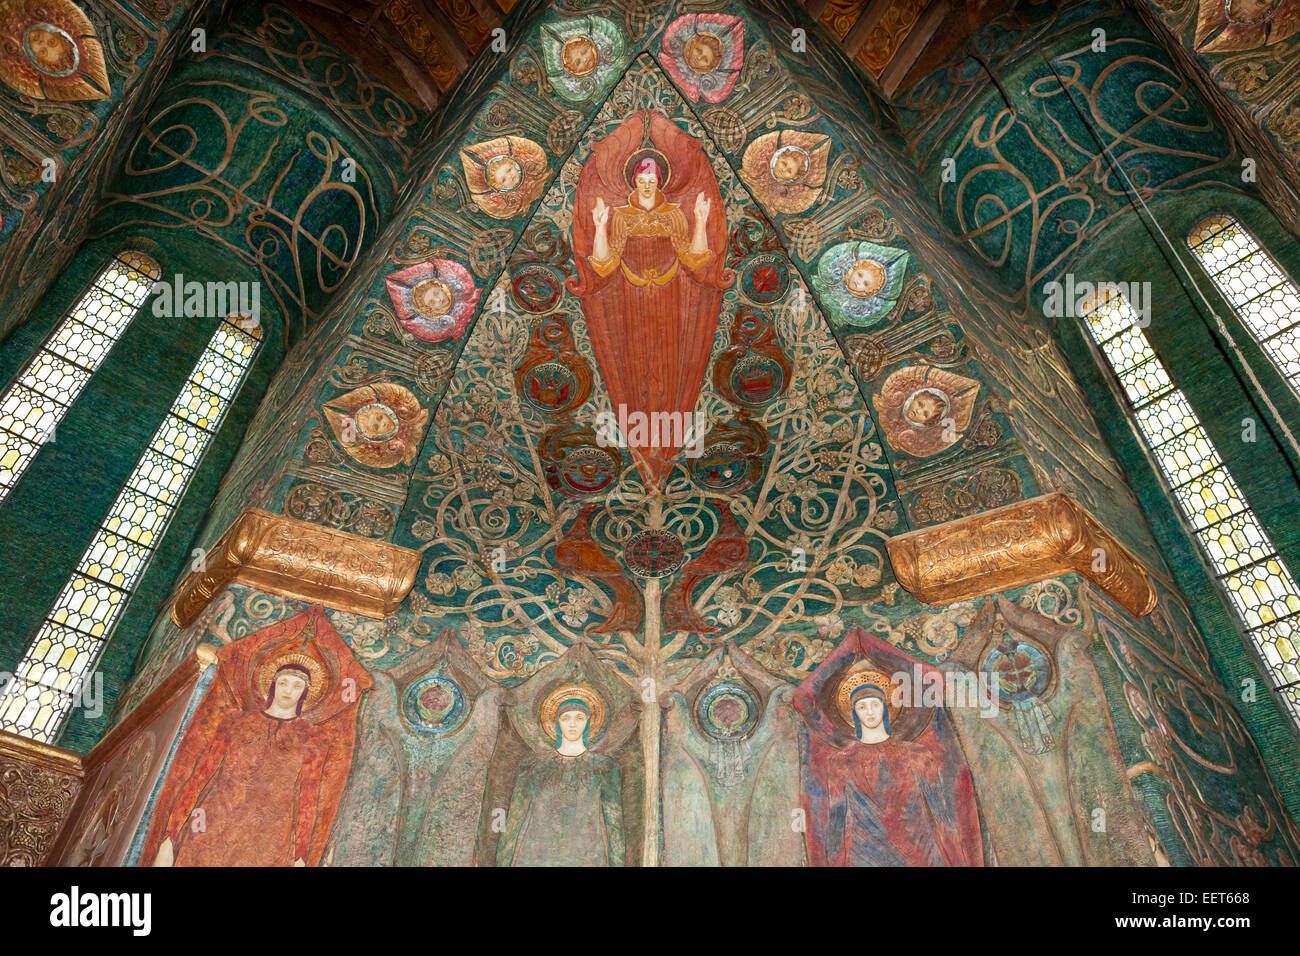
xmin=872 ymin=365 xmax=980 ymax=458
xmin=322 ymin=382 xmax=429 ymax=468
xmin=1193 ymin=0 xmax=1300 ymax=52
xmin=384 ymin=258 xmax=480 ymax=343
xmin=0 ymin=0 xmax=109 ymax=101
xmin=812 ymin=240 xmax=910 ymax=327
xmin=658 ymin=13 xmax=744 ymax=103
xmin=460 ymin=136 xmax=549 ymax=220
xmin=541 ymin=15 xmax=624 ymax=103
xmin=740 ymin=130 xmax=831 ymax=215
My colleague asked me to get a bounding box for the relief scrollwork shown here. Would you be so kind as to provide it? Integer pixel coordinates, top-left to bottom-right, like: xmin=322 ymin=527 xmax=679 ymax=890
xmin=887 ymin=492 xmax=1159 ymax=618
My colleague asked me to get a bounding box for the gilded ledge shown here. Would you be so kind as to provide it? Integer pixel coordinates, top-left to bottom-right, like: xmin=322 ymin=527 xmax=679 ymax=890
xmin=885 ymin=492 xmax=1159 ymax=618
xmin=170 ymin=509 xmax=421 ymax=627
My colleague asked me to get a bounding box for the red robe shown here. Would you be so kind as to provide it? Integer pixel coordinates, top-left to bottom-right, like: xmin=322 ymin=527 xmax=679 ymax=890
xmin=794 ymin=629 xmax=985 ymax=867
xmin=142 ymin=607 xmax=371 ymax=867
xmin=568 ymin=110 xmax=732 ymax=486
xmin=161 ymin=710 xmax=328 ymax=866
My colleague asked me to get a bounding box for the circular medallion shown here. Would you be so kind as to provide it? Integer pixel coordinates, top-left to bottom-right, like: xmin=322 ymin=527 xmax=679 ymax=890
xmin=903 ymin=387 xmax=949 ymax=428
xmin=354 ymin=402 xmax=400 ymax=442
xmin=683 ymin=31 xmax=725 ymax=74
xmin=486 ymin=154 xmax=523 ymax=193
xmin=982 ymin=639 xmax=1053 ymax=711
xmin=769 ymin=144 xmax=810 ymax=184
xmin=411 ymin=277 xmax=454 ymax=318
xmin=691 ymin=443 xmax=749 ymax=492
xmin=561 ymin=446 xmax=618 ymax=495
xmin=523 ymin=361 xmax=578 ymax=413
xmin=739 ymin=253 xmax=791 ymax=304
xmin=561 ymin=35 xmax=601 ymax=77
xmin=730 ymin=354 xmax=785 ymax=406
xmin=844 ymin=258 xmax=887 ymax=299
xmin=696 ymin=680 xmax=760 ymax=741
xmin=24 ymin=23 xmax=79 ymax=78
xmin=510 ymin=264 xmax=564 ymax=313
xmin=624 ymin=529 xmax=686 ymax=577
xmin=402 ymin=673 xmax=469 ymax=735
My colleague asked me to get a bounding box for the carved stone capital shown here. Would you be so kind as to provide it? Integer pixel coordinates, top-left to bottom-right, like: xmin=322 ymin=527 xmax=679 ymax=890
xmin=170 ymin=509 xmax=421 ymax=627
xmin=885 ymin=493 xmax=1158 ymax=618
xmin=0 ymin=732 xmax=81 ymax=866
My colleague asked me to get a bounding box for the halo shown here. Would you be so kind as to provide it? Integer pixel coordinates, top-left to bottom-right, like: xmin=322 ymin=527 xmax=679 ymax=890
xmin=834 ymin=663 xmax=901 ymax=727
xmin=1226 ymin=0 xmax=1281 ymax=26
xmin=903 ymin=387 xmax=950 ymax=428
xmin=844 ymin=258 xmax=888 ymax=298
xmin=539 ymin=683 xmax=607 ymax=739
xmin=683 ymin=30 xmax=724 ymax=73
xmin=254 ymin=652 xmax=327 ymax=709
xmin=354 ymin=402 xmax=400 ymax=441
xmin=24 ymin=23 xmax=80 ymax=78
xmin=411 ymin=277 xmax=453 ymax=318
xmin=486 ymin=154 xmax=523 ymax=193
xmin=624 ymin=147 xmax=672 ymax=191
xmin=561 ymin=35 xmax=600 ymax=77
xmin=769 ymin=144 xmax=810 ymax=183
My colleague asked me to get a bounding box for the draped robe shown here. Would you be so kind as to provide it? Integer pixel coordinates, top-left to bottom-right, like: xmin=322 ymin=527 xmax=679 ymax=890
xmin=568 ymin=110 xmax=731 ymax=485
xmin=160 ymin=710 xmax=328 ymax=867
xmin=794 ymin=629 xmax=985 ymax=867
xmin=496 ymin=750 xmax=625 ymax=867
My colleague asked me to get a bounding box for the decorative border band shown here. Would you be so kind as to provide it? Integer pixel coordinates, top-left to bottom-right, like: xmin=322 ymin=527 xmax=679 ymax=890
xmin=169 ymin=508 xmax=421 ymax=627
xmin=885 ymin=493 xmax=1158 ymax=618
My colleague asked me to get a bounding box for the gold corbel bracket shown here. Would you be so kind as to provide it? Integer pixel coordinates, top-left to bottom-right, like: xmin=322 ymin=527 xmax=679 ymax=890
xmin=169 ymin=508 xmax=421 ymax=627
xmin=885 ymin=492 xmax=1158 ymax=618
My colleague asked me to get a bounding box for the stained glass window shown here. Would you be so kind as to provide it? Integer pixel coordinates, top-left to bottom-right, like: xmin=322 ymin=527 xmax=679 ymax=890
xmin=0 ymin=250 xmax=161 ymax=504
xmin=1081 ymin=290 xmax=1300 ymax=723
xmin=0 ymin=315 xmax=261 ymax=742
xmin=1188 ymin=214 xmax=1300 ymax=398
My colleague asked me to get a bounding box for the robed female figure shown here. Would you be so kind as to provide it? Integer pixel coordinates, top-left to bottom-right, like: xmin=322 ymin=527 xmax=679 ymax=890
xmin=794 ymin=628 xmax=985 ymax=866
xmin=496 ymin=683 xmax=625 ymax=866
xmin=568 ymin=109 xmax=732 ymax=485
xmin=144 ymin=607 xmax=371 ymax=867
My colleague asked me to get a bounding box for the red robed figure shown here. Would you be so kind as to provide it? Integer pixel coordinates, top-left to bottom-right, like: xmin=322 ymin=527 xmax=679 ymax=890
xmin=794 ymin=628 xmax=986 ymax=866
xmin=142 ymin=606 xmax=371 ymax=867
xmin=568 ymin=110 xmax=732 ymax=486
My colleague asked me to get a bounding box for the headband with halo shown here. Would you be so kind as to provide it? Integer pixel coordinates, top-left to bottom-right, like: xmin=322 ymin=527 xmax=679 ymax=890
xmin=254 ymin=652 xmax=327 ymax=709
xmin=834 ymin=663 xmax=901 ymax=726
xmin=539 ymin=683 xmax=607 ymax=739
xmin=623 ymin=147 xmax=672 ymax=190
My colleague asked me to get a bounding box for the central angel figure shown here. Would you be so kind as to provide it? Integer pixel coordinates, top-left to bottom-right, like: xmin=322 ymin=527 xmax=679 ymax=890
xmin=569 ymin=110 xmax=732 ymax=486
xmin=589 ymin=157 xmax=712 ymax=281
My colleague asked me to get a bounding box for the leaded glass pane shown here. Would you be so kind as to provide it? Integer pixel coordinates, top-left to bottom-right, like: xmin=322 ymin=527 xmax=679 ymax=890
xmin=0 ymin=309 xmax=260 ymax=742
xmin=0 ymin=250 xmax=158 ymax=503
xmin=1081 ymin=289 xmax=1300 ymax=727
xmin=1189 ymin=214 xmax=1300 ymax=401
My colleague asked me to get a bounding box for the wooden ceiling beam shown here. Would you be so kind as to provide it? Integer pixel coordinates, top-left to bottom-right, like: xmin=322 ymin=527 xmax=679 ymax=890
xmin=465 ymin=0 xmax=503 ymax=30
xmin=843 ymin=0 xmax=896 ymax=59
xmin=878 ymin=0 xmax=949 ymax=97
xmin=804 ymin=0 xmax=832 ymax=21
xmin=413 ymin=0 xmax=471 ymax=72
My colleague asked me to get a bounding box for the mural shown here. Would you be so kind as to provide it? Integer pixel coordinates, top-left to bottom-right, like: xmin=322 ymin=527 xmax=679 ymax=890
xmin=143 ymin=607 xmax=371 ymax=866
xmin=795 ymin=628 xmax=985 ymax=866
xmin=3 ymin=0 xmax=1299 ymax=872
